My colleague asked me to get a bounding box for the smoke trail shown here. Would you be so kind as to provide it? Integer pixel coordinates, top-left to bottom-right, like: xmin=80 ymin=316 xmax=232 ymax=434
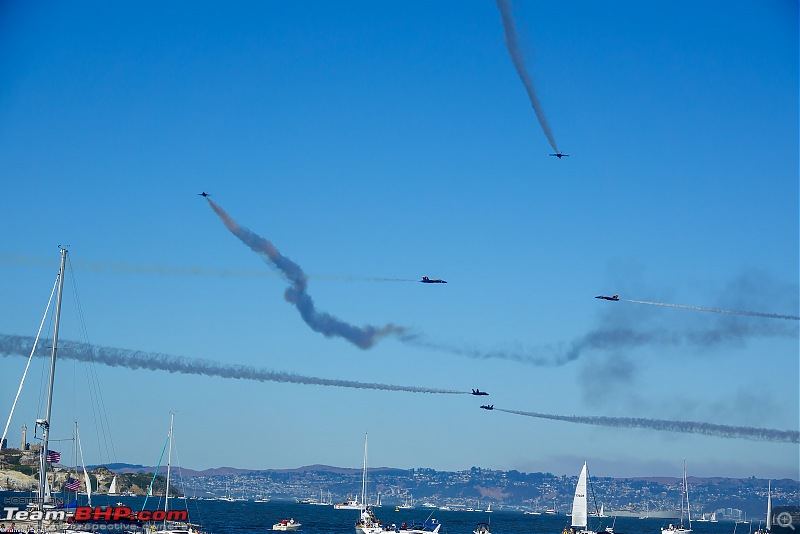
xmin=0 ymin=334 xmax=466 ymax=395
xmin=205 ymin=198 xmax=407 ymax=349
xmin=494 ymin=0 xmax=559 ymax=152
xmin=622 ymin=299 xmax=800 ymax=321
xmin=494 ymin=407 xmax=799 ymax=443
xmin=0 ymin=253 xmax=415 ymax=283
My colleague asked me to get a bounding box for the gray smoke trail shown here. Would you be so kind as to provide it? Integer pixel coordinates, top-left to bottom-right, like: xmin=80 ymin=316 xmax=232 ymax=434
xmin=494 ymin=407 xmax=799 ymax=443
xmin=0 ymin=253 xmax=415 ymax=283
xmin=622 ymin=299 xmax=800 ymax=321
xmin=205 ymin=198 xmax=407 ymax=349
xmin=495 ymin=0 xmax=559 ymax=152
xmin=0 ymin=334 xmax=466 ymax=395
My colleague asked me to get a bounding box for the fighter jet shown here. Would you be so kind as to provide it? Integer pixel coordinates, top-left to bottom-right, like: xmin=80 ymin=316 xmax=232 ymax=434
xmin=420 ymin=276 xmax=447 ymax=284
xmin=471 ymin=389 xmax=489 ymax=396
xmin=549 ymin=152 xmax=569 ymax=159
xmin=198 ymin=192 xmax=210 ymax=197
xmin=595 ymin=294 xmax=620 ymax=301
xmin=480 ymin=405 xmax=494 ymax=410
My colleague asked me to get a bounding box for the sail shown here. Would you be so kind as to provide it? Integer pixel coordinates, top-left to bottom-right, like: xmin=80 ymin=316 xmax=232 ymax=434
xmin=109 ymin=475 xmax=117 ymax=495
xmin=84 ymin=467 xmax=92 ymax=506
xmin=44 ymin=474 xmax=52 ymax=503
xmin=572 ymin=462 xmax=588 ymax=528
xmin=766 ymin=482 xmax=772 ymax=532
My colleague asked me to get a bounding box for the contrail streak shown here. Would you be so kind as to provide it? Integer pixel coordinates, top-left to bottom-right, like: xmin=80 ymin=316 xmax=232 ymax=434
xmin=622 ymin=299 xmax=800 ymax=321
xmin=0 ymin=334 xmax=466 ymax=395
xmin=494 ymin=407 xmax=799 ymax=443
xmin=0 ymin=253 xmax=415 ymax=283
xmin=494 ymin=0 xmax=559 ymax=152
xmin=205 ymin=198 xmax=407 ymax=349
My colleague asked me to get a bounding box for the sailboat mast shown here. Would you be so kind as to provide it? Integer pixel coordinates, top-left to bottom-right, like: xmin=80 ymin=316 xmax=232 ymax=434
xmin=39 ymin=247 xmax=67 ymax=508
xmin=165 ymin=413 xmax=174 ymax=513
xmin=362 ymin=433 xmax=368 ymax=508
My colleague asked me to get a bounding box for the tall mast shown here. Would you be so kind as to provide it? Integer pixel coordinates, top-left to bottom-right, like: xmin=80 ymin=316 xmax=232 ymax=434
xmin=165 ymin=413 xmax=175 ymax=514
xmin=361 ymin=433 xmax=368 ymax=509
xmin=37 ymin=247 xmax=66 ymax=530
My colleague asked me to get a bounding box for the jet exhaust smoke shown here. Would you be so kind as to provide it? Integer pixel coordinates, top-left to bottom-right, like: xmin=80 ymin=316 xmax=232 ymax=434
xmin=622 ymin=299 xmax=800 ymax=321
xmin=0 ymin=253 xmax=415 ymax=283
xmin=0 ymin=334 xmax=465 ymax=395
xmin=494 ymin=0 xmax=559 ymax=152
xmin=205 ymin=198 xmax=407 ymax=349
xmin=494 ymin=407 xmax=799 ymax=443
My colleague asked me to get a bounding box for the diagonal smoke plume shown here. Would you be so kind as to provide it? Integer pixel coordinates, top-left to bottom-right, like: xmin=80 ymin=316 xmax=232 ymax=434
xmin=0 ymin=334 xmax=466 ymax=395
xmin=205 ymin=198 xmax=406 ymax=349
xmin=494 ymin=407 xmax=799 ymax=443
xmin=495 ymin=0 xmax=559 ymax=152
xmin=622 ymin=299 xmax=800 ymax=321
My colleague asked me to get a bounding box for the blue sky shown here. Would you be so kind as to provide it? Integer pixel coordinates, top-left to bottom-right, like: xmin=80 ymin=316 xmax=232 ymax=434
xmin=0 ymin=1 xmax=797 ymax=480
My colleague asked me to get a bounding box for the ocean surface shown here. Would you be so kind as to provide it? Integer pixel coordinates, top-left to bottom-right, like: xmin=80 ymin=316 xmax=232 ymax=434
xmin=0 ymin=493 xmax=750 ymax=534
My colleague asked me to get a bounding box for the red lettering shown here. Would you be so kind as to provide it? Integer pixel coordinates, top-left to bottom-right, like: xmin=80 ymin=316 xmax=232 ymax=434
xmin=138 ymin=510 xmax=151 ymax=521
xmin=94 ymin=507 xmax=113 ymax=520
xmin=151 ymin=510 xmax=166 ymax=521
xmin=113 ymin=507 xmax=132 ymax=520
xmin=167 ymin=511 xmax=188 ymax=521
xmin=75 ymin=507 xmax=92 ymax=521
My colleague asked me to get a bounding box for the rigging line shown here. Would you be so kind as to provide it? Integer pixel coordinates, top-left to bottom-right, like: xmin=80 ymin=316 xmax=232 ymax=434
xmin=1 ymin=275 xmax=59 ymax=448
xmin=141 ymin=432 xmax=170 ymax=513
xmin=68 ymin=257 xmax=118 ymax=466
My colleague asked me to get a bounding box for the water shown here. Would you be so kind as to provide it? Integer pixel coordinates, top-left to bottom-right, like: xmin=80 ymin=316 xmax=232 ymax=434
xmin=0 ymin=494 xmax=747 ymax=534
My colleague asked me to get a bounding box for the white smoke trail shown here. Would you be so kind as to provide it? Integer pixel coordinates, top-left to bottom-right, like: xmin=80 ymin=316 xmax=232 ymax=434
xmin=494 ymin=0 xmax=559 ymax=152
xmin=0 ymin=334 xmax=466 ymax=395
xmin=0 ymin=253 xmax=415 ymax=283
xmin=494 ymin=407 xmax=799 ymax=443
xmin=622 ymin=299 xmax=799 ymax=321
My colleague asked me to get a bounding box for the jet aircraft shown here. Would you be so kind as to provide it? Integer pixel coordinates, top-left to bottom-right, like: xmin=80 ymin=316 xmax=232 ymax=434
xmin=471 ymin=389 xmax=489 ymax=396
xmin=480 ymin=405 xmax=494 ymax=410
xmin=549 ymin=152 xmax=570 ymax=159
xmin=595 ymin=294 xmax=620 ymax=301
xmin=198 ymin=192 xmax=210 ymax=197
xmin=420 ymin=276 xmax=447 ymax=284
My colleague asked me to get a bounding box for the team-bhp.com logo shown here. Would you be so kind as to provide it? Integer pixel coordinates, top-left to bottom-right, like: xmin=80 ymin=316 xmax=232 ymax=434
xmin=2 ymin=506 xmax=188 ymax=523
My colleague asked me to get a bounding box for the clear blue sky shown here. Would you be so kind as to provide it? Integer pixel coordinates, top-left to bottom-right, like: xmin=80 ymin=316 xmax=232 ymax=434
xmin=1 ymin=1 xmax=797 ymax=480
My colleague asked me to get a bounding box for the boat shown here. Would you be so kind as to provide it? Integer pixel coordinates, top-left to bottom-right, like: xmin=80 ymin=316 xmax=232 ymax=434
xmin=393 ymin=519 xmax=442 ymax=534
xmin=661 ymin=461 xmax=692 ymax=534
xmin=355 ymin=434 xmax=384 ymax=534
xmin=399 ymin=494 xmax=415 ymax=509
xmin=485 ymin=504 xmax=493 ymax=513
xmin=148 ymin=414 xmax=206 ymax=534
xmin=273 ymin=519 xmax=301 ymax=531
xmin=696 ymin=514 xmax=710 ymax=523
xmin=710 ymin=513 xmax=718 ymax=523
xmin=565 ymin=461 xmax=598 ymax=534
xmin=336 ymin=497 xmax=362 ymax=510
xmin=422 ymin=503 xmax=438 ymax=509
xmin=474 ymin=522 xmax=491 ymax=534
xmin=108 ymin=475 xmax=118 ymax=496
xmin=523 ymin=511 xmax=541 ymax=515
xmin=753 ymin=482 xmax=772 ymax=534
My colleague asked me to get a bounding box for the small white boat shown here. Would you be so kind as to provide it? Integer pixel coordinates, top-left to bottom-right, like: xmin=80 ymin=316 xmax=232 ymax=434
xmin=661 ymin=461 xmax=692 ymax=534
xmin=568 ymin=461 xmax=598 ymax=534
xmin=273 ymin=519 xmax=301 ymax=531
xmin=336 ymin=497 xmax=362 ymax=510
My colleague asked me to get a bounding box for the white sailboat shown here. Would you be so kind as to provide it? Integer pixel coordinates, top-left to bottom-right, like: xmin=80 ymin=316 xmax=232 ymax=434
xmin=661 ymin=461 xmax=692 ymax=534
xmin=355 ymin=434 xmax=384 ymax=534
xmin=754 ymin=482 xmax=772 ymax=534
xmin=568 ymin=461 xmax=597 ymax=534
xmin=108 ymin=475 xmax=118 ymax=496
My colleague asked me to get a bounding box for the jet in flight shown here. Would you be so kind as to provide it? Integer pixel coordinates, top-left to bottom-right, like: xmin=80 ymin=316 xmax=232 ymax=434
xmin=595 ymin=294 xmax=620 ymax=301
xmin=549 ymin=152 xmax=569 ymax=159
xmin=420 ymin=276 xmax=447 ymax=284
xmin=480 ymin=405 xmax=494 ymax=410
xmin=471 ymin=389 xmax=489 ymax=396
xmin=198 ymin=192 xmax=210 ymax=197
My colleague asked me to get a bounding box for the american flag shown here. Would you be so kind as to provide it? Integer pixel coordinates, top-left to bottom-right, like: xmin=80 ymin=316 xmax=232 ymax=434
xmin=45 ymin=450 xmax=61 ymax=463
xmin=65 ymin=477 xmax=81 ymax=491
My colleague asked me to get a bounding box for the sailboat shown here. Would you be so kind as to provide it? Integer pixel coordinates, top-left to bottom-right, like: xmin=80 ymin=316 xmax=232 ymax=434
xmin=149 ymin=414 xmax=204 ymax=534
xmin=355 ymin=434 xmax=384 ymax=534
xmin=108 ymin=475 xmax=118 ymax=496
xmin=753 ymin=482 xmax=772 ymax=534
xmin=661 ymin=461 xmax=692 ymax=534
xmin=566 ymin=461 xmax=598 ymax=534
